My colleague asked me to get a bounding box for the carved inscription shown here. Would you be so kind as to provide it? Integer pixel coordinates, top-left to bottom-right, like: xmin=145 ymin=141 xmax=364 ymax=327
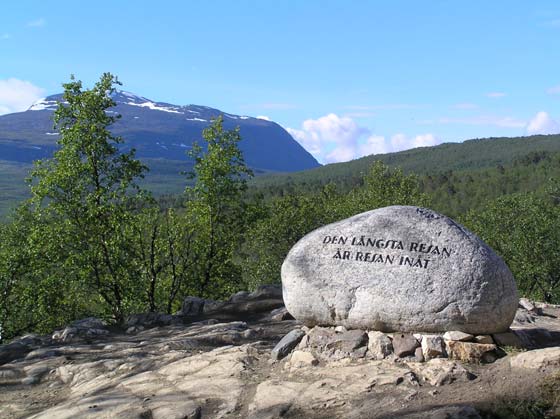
xmin=323 ymin=235 xmax=452 ymax=269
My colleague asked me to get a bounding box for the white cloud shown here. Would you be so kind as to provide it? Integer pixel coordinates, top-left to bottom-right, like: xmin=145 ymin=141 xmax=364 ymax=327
xmin=486 ymin=92 xmax=506 ymax=98
xmin=26 ymin=18 xmax=46 ymax=27
xmin=287 ymin=113 xmax=367 ymax=163
xmin=256 ymin=115 xmax=270 ymax=121
xmin=0 ymin=78 xmax=45 ymax=115
xmin=1 ymin=34 xmax=11 ymax=40
xmin=547 ymin=85 xmax=560 ymax=95
xmin=287 ymin=113 xmax=441 ymax=163
xmin=411 ymin=133 xmax=439 ymax=148
xmin=358 ymin=135 xmax=388 ymax=156
xmin=324 ymin=146 xmax=357 ymax=163
xmin=389 ymin=133 xmax=439 ymax=152
xmin=526 ymin=111 xmax=560 ymax=135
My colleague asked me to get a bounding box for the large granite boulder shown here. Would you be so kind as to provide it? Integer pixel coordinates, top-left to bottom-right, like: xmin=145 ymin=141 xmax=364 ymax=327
xmin=281 ymin=206 xmax=518 ymax=334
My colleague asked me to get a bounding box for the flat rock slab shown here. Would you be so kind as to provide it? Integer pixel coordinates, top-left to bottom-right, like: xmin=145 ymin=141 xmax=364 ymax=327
xmin=282 ymin=206 xmax=518 ymax=334
xmin=443 ymin=331 xmax=474 ymax=342
xmin=510 ymin=347 xmax=560 ymax=369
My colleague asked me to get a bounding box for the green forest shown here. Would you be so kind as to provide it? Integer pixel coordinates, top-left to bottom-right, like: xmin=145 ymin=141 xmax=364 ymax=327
xmin=1 ymin=74 xmax=559 ymax=343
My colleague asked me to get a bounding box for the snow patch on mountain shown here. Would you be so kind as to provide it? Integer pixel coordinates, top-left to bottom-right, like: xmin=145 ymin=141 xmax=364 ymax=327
xmin=28 ymin=98 xmax=58 ymax=111
xmin=126 ymin=101 xmax=183 ymax=114
xmin=116 ymin=91 xmax=149 ymax=103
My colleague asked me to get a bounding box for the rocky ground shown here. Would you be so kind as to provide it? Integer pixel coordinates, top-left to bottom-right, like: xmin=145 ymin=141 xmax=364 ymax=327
xmin=1 ymin=287 xmax=559 ymax=419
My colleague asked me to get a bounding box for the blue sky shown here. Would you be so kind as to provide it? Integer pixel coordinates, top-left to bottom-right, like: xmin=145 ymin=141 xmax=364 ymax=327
xmin=1 ymin=1 xmax=560 ymax=163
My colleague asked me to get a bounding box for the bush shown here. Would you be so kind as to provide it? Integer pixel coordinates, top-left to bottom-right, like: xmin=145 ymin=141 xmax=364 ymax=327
xmin=464 ymin=191 xmax=560 ymax=303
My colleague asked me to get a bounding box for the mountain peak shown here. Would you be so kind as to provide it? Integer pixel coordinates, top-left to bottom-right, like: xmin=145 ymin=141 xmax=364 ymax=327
xmin=112 ymin=90 xmax=150 ymax=104
xmin=27 ymin=90 xmax=253 ymax=120
xmin=28 ymin=94 xmax=63 ymax=111
xmin=4 ymin=91 xmax=321 ymax=173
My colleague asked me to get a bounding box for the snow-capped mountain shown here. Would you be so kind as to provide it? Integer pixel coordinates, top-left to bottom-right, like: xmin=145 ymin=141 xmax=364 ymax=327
xmin=0 ymin=91 xmax=319 ymax=172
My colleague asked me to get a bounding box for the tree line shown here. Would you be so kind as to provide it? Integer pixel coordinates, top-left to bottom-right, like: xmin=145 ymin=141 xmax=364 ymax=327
xmin=1 ymin=74 xmax=559 ymax=343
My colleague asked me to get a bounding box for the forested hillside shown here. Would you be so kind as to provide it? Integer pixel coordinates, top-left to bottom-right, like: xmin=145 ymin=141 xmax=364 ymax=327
xmin=249 ymin=148 xmax=560 ymax=217
xmin=251 ymin=134 xmax=560 ymax=191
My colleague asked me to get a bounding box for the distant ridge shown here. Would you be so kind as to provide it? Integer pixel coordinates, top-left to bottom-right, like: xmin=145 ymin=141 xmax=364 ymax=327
xmin=0 ymin=90 xmax=320 ymax=173
xmin=251 ymin=134 xmax=560 ymax=188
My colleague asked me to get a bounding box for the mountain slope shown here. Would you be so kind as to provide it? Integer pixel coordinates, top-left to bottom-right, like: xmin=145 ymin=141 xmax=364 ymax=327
xmin=0 ymin=91 xmax=320 ymax=172
xmin=250 ymin=134 xmax=560 ymax=189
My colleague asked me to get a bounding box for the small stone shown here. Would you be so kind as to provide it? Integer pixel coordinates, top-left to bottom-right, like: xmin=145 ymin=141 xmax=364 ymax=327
xmin=518 ymin=298 xmax=540 ymax=314
xmin=514 ymin=311 xmax=536 ymax=324
xmin=270 ymin=307 xmax=295 ymax=321
xmin=404 ymin=371 xmax=420 ymax=386
xmin=414 ymin=347 xmax=424 ymax=362
xmin=296 ymin=334 xmax=310 ymax=350
xmin=288 ymin=350 xmax=319 ymax=368
xmin=351 ymin=346 xmax=368 ymax=359
xmin=326 ymin=329 xmax=367 ymax=352
xmin=306 ymin=326 xmax=336 ymax=349
xmin=416 ymin=358 xmax=476 ymax=386
xmin=334 ymin=325 xmax=347 ymax=333
xmin=421 ymin=335 xmax=445 ymax=360
xmin=393 ymin=333 xmax=419 ymax=358
xmin=367 ymin=331 xmax=393 ymax=360
xmin=271 ymin=329 xmax=306 ymax=360
xmin=443 ymin=331 xmax=473 ymax=342
xmin=474 ymin=335 xmax=494 ymax=344
xmin=446 ymin=341 xmax=498 ymax=363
